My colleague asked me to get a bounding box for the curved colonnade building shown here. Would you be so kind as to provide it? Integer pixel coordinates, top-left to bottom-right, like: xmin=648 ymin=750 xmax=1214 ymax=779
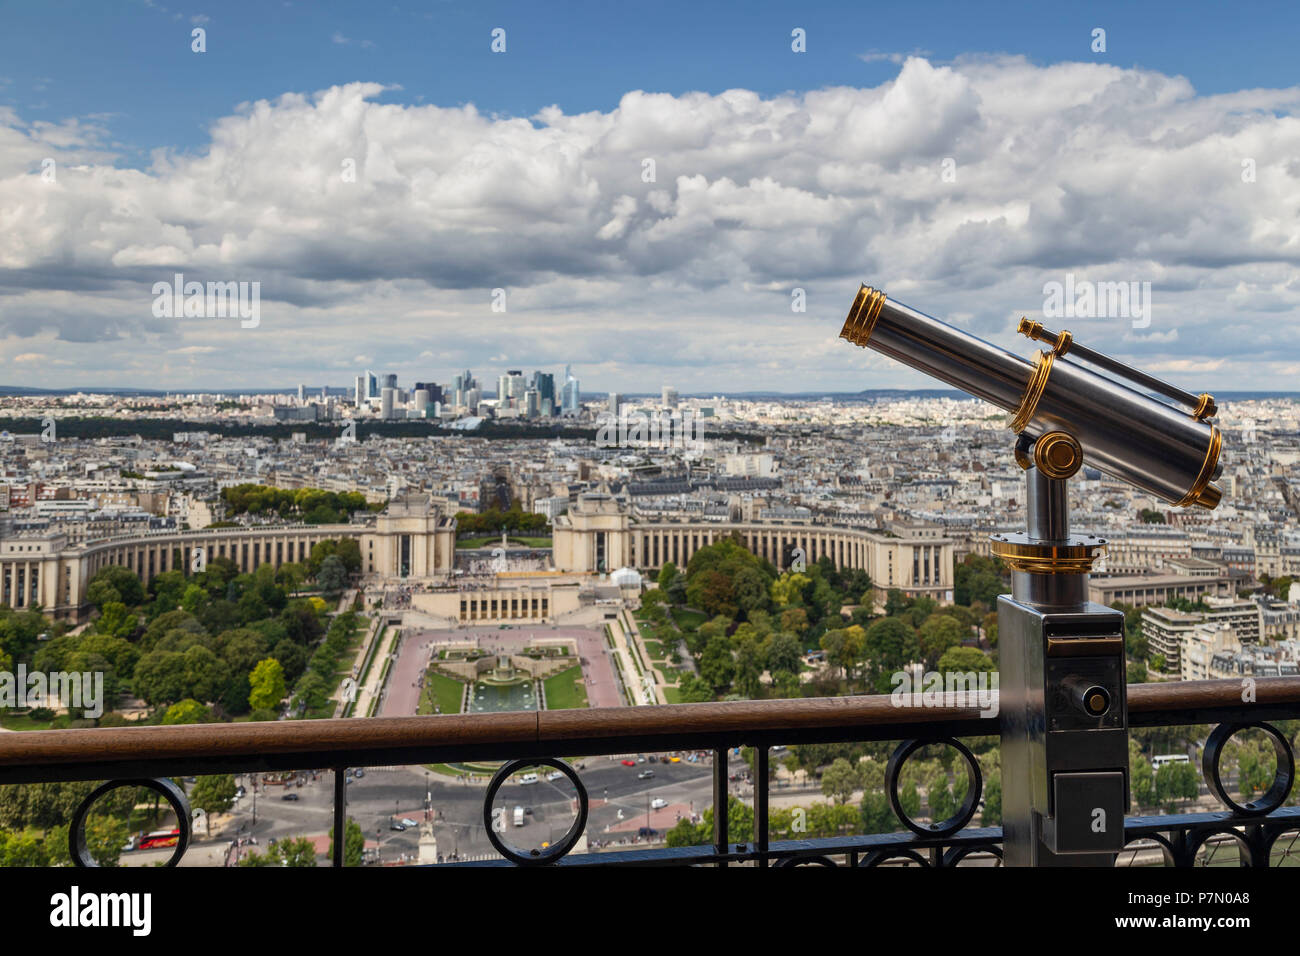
xmin=1 ymin=493 xmax=954 ymax=622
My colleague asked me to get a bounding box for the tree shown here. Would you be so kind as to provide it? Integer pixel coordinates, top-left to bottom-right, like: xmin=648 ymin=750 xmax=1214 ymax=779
xmin=919 ymin=614 xmax=968 ymax=669
xmin=732 ymin=566 xmax=770 ymax=617
xmin=936 ymin=646 xmax=994 ymax=675
xmin=821 ymin=758 xmax=862 ymax=805
xmin=248 ymin=658 xmax=287 ymax=712
xmin=328 ymin=817 xmax=365 ymax=867
xmin=864 ymin=617 xmax=919 ymax=690
xmin=1131 ymin=753 xmax=1154 ymax=810
xmin=980 ymin=774 xmax=1002 ymax=826
xmin=657 ymin=562 xmax=678 ymax=591
xmin=189 ymin=775 xmax=237 ymax=831
xmin=698 ymin=634 xmax=736 ymax=694
xmin=83 ymin=814 xmax=129 ymax=867
xmin=1154 ymin=760 xmax=1199 ymax=812
xmin=162 ymin=699 xmax=212 ymax=725
xmin=240 ymin=835 xmax=318 ymax=867
xmin=85 ymin=565 xmax=144 ymax=610
xmin=733 ymin=637 xmax=764 ymax=699
xmin=687 ymin=570 xmax=738 ymax=620
xmin=766 ymin=633 xmax=802 ymax=676
xmin=861 ymin=790 xmax=896 ymax=833
xmin=317 ymin=555 xmax=348 ymax=595
xmin=675 ymin=672 xmax=714 ymax=703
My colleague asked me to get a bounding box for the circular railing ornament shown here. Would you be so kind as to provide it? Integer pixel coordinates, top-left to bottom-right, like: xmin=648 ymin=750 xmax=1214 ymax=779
xmin=942 ymin=842 xmax=1003 ymax=867
xmin=1202 ymin=722 xmax=1295 ymax=816
xmin=886 ymin=737 xmax=982 ymax=837
xmin=774 ymin=855 xmax=837 ymax=867
xmin=1114 ymin=833 xmax=1176 ymax=868
xmin=482 ymin=758 xmax=588 ymax=866
xmin=70 ymin=777 xmax=192 ymax=868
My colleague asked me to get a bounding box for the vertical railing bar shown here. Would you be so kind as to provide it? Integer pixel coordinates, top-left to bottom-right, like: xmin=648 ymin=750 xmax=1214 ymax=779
xmin=713 ymin=747 xmax=727 ymax=867
xmin=754 ymin=745 xmax=769 ymax=868
xmin=332 ymin=766 xmax=347 ymax=868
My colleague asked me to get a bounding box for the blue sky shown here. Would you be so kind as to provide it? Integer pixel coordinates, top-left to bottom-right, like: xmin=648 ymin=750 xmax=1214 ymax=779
xmin=1 ymin=1 xmax=1298 ymax=392
xmin=4 ymin=0 xmax=1295 ymax=165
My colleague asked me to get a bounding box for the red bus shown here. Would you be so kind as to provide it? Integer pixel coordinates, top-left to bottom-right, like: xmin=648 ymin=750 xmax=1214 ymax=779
xmin=137 ymin=829 xmax=181 ymax=851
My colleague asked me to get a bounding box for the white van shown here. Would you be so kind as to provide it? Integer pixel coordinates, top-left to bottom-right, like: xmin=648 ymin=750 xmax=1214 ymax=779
xmin=513 ymin=805 xmax=525 ymax=827
xmin=519 ymin=772 xmax=539 ymax=785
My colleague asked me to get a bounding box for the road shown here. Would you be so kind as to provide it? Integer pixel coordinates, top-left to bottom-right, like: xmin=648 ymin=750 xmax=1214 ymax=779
xmin=122 ymin=755 xmax=717 ymax=865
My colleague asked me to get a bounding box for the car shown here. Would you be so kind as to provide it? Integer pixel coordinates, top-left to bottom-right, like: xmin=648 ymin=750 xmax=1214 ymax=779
xmin=523 ymin=807 xmax=533 ymax=815
xmin=651 ymin=797 xmax=668 ymax=809
xmin=512 ymin=806 xmax=525 ymax=827
xmin=668 ymin=756 xmax=681 ymax=763
xmin=637 ymin=756 xmax=646 ymax=763
xmin=636 ymin=827 xmax=659 ymax=838
xmin=519 ymin=772 xmax=539 ymax=785
xmin=281 ymin=793 xmax=300 ymax=801
xmin=390 ymin=822 xmax=407 ymax=831
xmin=354 ymin=769 xmax=365 ymax=778
xmin=546 ymin=771 xmax=563 ymax=781
xmin=646 ymin=755 xmax=658 ymax=763
xmin=400 ymin=818 xmax=418 ymax=828
xmin=621 ymin=759 xmax=636 ymax=767
xmin=637 ymin=770 xmax=655 ymax=780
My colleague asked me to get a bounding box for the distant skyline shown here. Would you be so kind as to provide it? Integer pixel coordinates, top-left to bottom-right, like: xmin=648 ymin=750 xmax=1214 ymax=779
xmin=2 ymin=2 xmax=1299 ymax=393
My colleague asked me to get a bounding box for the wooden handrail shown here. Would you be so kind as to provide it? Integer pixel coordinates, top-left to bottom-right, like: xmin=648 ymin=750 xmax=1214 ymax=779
xmin=0 ymin=677 xmax=1295 ymax=782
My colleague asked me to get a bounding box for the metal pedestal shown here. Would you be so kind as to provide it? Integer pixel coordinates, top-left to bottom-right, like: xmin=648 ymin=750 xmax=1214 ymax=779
xmin=997 ymin=467 xmax=1129 ymax=867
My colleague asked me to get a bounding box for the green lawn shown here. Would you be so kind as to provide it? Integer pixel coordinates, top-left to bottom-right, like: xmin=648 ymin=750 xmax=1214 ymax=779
xmin=455 ymin=535 xmax=553 ymax=549
xmin=662 ymin=686 xmax=684 ymax=704
xmin=543 ymin=665 xmax=588 ymax=710
xmin=642 ymin=638 xmax=666 ymax=660
xmin=419 ymin=671 xmax=465 ymax=715
xmin=0 ymin=713 xmax=66 ymax=731
xmin=671 ymin=608 xmax=707 ymax=630
xmin=654 ymin=662 xmax=684 ymax=682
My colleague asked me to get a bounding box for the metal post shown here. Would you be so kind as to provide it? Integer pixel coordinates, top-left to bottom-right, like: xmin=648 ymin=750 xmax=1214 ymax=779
xmin=712 ymin=748 xmax=727 ymax=866
xmin=1000 ymin=447 xmax=1128 ymax=867
xmin=754 ymin=746 xmax=769 ymax=868
xmin=332 ymin=767 xmax=347 ymax=867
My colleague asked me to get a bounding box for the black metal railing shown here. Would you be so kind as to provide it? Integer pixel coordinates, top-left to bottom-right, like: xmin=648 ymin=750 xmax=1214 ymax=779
xmin=0 ymin=677 xmax=1296 ymax=867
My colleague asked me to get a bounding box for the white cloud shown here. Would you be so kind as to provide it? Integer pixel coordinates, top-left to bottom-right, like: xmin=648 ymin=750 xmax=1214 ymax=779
xmin=0 ymin=57 xmax=1298 ymax=392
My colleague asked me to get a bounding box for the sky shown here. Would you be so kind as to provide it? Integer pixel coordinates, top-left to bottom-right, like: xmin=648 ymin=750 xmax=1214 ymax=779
xmin=0 ymin=0 xmax=1298 ymax=393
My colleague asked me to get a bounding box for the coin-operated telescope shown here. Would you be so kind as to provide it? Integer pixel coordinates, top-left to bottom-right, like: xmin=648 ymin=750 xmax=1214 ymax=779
xmin=840 ymin=285 xmax=1225 ymax=866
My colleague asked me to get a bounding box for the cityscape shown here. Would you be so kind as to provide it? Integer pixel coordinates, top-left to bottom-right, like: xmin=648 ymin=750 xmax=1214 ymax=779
xmin=0 ymin=369 xmax=1296 ymax=868
xmin=0 ymin=0 xmax=1298 ymax=929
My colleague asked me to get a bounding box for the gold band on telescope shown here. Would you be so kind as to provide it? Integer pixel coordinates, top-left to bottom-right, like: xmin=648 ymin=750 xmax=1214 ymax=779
xmin=1009 ymin=349 xmax=1055 ymax=434
xmin=1192 ymin=392 xmax=1217 ymax=421
xmin=1173 ymin=424 xmax=1223 ymax=509
xmin=840 ymin=285 xmax=887 ymax=347
xmin=989 ymin=538 xmax=1106 ymax=575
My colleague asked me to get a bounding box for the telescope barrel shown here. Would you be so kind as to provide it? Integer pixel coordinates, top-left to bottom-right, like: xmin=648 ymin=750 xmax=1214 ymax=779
xmin=841 ymin=285 xmax=1223 ymax=509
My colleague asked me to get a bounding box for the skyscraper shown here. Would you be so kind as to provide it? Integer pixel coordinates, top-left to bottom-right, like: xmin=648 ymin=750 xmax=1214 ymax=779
xmin=532 ymin=371 xmax=556 ymax=413
xmin=662 ymin=386 xmax=679 ymax=409
xmin=364 ymin=370 xmax=379 ymax=400
xmin=561 ymin=366 xmax=581 ymax=417
xmin=354 ymin=375 xmax=365 ymax=406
